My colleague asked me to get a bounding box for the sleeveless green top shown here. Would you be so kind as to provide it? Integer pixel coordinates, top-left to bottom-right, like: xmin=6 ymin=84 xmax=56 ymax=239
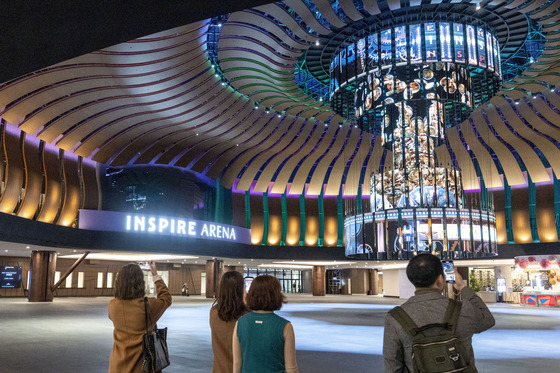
xmin=236 ymin=312 xmax=289 ymax=373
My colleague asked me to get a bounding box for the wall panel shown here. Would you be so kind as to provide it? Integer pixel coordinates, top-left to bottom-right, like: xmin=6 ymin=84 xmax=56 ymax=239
xmin=0 ymin=127 xmax=24 ymax=214
xmin=36 ymin=147 xmax=62 ymax=224
xmin=57 ymin=154 xmax=80 ymax=226
xmin=17 ymin=134 xmax=42 ymax=219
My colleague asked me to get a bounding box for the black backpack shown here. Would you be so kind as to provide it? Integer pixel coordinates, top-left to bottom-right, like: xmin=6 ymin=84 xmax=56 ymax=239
xmin=389 ymin=299 xmax=475 ymax=373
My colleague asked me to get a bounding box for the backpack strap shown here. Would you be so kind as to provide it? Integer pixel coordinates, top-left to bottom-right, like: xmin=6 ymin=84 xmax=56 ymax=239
xmin=442 ymin=299 xmax=462 ymax=333
xmin=389 ymin=306 xmax=420 ymax=338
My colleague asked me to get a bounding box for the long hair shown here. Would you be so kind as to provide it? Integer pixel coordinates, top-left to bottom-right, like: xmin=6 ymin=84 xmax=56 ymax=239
xmin=214 ymin=271 xmax=248 ymax=322
xmin=114 ymin=263 xmax=146 ymax=300
xmin=246 ymin=275 xmax=286 ymax=311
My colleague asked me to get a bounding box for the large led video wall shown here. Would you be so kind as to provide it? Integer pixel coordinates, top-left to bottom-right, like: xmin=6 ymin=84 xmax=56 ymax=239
xmin=345 ymin=208 xmax=498 ymax=260
xmin=330 ymin=22 xmax=501 ymax=95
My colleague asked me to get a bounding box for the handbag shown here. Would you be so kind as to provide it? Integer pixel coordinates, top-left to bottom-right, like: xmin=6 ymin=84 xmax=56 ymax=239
xmin=142 ymin=297 xmax=170 ymax=373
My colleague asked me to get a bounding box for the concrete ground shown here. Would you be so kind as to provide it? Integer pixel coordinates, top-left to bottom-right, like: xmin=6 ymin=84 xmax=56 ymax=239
xmin=0 ymin=294 xmax=559 ymax=372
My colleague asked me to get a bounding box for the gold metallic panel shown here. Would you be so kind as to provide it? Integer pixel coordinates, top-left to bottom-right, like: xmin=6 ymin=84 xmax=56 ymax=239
xmin=307 ymin=126 xmax=352 ymax=195
xmin=253 ymin=117 xmax=317 ymax=193
xmin=270 ymin=121 xmax=335 ymax=194
xmin=341 ymin=132 xmax=374 ymax=196
xmin=221 ymin=115 xmax=288 ymax=188
xmin=287 ymin=123 xmax=339 ymax=195
xmin=58 ymin=154 xmax=80 ymax=227
xmin=469 ymin=110 xmax=525 ymax=186
xmin=500 ymin=102 xmax=560 ymax=179
xmin=237 ymin=116 xmax=307 ymax=191
xmin=484 ymin=106 xmax=549 ymax=183
xmin=363 ymin=137 xmax=384 ymax=184
xmin=16 ymin=134 xmax=42 ymax=219
xmin=446 ymin=128 xmax=479 ymax=190
xmin=81 ymin=160 xmax=98 ymax=210
xmin=434 ymin=144 xmax=453 ymax=169
xmin=0 ymin=127 xmax=23 ymax=214
xmin=206 ymin=115 xmax=282 ymax=180
xmin=517 ymin=100 xmax=560 ymax=143
xmin=189 ymin=108 xmax=261 ymax=173
xmin=36 ymin=147 xmax=62 ymax=224
xmin=459 ymin=120 xmax=502 ymax=188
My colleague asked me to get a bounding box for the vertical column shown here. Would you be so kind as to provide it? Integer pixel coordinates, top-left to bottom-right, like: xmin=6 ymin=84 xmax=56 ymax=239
xmin=312 ymin=265 xmax=325 ymax=296
xmin=261 ymin=189 xmax=269 ymax=245
xmin=205 ymin=259 xmax=223 ymax=299
xmin=369 ymin=268 xmax=379 ymax=295
xmin=28 ymin=251 xmax=57 ymax=302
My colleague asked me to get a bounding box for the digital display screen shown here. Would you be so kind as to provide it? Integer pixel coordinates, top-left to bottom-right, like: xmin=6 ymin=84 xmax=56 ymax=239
xmin=477 ymin=27 xmax=486 ymax=67
xmin=409 ymin=24 xmax=422 ymax=63
xmin=453 ymin=23 xmax=465 ymax=63
xmin=356 ymin=38 xmax=367 ymax=75
xmin=380 ymin=29 xmax=392 ymax=64
xmin=440 ymin=23 xmax=452 ymax=62
xmin=332 ymin=55 xmax=340 ymax=91
xmin=0 ymin=266 xmax=22 ymax=288
xmin=493 ymin=36 xmax=501 ymax=75
xmin=486 ymin=32 xmax=494 ymax=71
xmin=395 ymin=26 xmax=407 ymax=64
xmin=330 ymin=23 xmax=499 ymax=93
xmin=368 ymin=33 xmax=379 ymax=69
xmin=466 ymin=25 xmax=477 ymax=65
xmin=339 ymin=48 xmax=347 ymax=83
xmin=442 ymin=260 xmax=455 ymax=282
xmin=347 ymin=43 xmax=356 ymax=79
xmin=425 ymin=23 xmax=437 ymax=62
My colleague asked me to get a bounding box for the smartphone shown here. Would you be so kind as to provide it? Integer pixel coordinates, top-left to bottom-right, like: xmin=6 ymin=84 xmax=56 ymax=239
xmin=442 ymin=260 xmax=455 ymax=283
xmin=138 ymin=262 xmax=151 ymax=271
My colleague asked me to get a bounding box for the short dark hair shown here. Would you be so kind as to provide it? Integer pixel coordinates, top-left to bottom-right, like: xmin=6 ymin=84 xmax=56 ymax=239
xmin=246 ymin=275 xmax=286 ymax=311
xmin=114 ymin=263 xmax=145 ymax=300
xmin=406 ymin=254 xmax=444 ymax=288
xmin=214 ymin=271 xmax=248 ymax=322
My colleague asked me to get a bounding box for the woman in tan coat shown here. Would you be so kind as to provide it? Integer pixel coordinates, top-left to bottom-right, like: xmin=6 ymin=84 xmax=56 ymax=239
xmin=108 ymin=261 xmax=172 ymax=373
xmin=210 ymin=271 xmax=248 ymax=372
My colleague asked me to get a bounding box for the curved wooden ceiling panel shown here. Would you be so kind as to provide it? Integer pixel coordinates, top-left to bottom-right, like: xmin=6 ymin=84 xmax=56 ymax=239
xmin=1 ymin=0 xmax=560 ymax=200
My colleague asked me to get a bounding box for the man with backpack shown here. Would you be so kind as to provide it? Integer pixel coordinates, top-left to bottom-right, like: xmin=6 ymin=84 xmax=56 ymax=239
xmin=383 ymin=253 xmax=495 ymax=372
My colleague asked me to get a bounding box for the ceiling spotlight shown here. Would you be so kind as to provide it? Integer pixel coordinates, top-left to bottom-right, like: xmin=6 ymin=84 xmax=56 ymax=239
xmin=26 ymin=246 xmax=30 ymax=249
xmin=515 ymin=101 xmax=519 ymax=105
xmin=221 ymin=82 xmax=225 ymax=86
xmin=218 ymin=23 xmax=222 ymax=27
xmin=315 ymin=40 xmax=320 ymax=46
xmin=319 ymin=97 xmax=323 ymax=101
xmin=278 ymin=114 xmax=282 ymax=118
xmin=211 ymin=64 xmax=215 ymax=68
xmin=215 ymin=74 xmax=219 ymax=78
xmin=476 ymin=3 xmax=480 ymax=10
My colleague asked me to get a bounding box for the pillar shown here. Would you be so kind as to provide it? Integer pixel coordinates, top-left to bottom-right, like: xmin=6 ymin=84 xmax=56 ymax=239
xmin=312 ymin=265 xmax=325 ymax=296
xmin=369 ymin=268 xmax=379 ymax=295
xmin=28 ymin=251 xmax=57 ymax=302
xmin=205 ymin=259 xmax=223 ymax=299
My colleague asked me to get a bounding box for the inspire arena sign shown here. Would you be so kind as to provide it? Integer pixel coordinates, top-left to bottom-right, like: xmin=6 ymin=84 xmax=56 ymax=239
xmin=78 ymin=210 xmax=251 ymax=244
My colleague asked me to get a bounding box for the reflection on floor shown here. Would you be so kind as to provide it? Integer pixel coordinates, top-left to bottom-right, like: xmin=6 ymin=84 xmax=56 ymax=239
xmin=0 ymin=294 xmax=558 ymax=372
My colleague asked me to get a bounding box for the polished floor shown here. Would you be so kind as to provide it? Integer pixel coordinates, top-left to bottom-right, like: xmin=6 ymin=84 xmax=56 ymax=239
xmin=0 ymin=294 xmax=559 ymax=372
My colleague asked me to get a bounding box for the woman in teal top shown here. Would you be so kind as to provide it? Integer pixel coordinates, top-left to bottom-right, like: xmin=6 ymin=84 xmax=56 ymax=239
xmin=233 ymin=275 xmax=298 ymax=373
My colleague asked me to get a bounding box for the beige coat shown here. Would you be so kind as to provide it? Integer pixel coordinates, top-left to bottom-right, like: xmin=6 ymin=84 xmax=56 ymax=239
xmin=108 ymin=279 xmax=172 ymax=373
xmin=210 ymin=306 xmax=248 ymax=373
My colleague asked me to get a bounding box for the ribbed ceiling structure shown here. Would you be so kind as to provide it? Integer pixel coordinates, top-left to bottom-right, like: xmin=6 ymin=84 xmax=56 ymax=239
xmin=1 ymin=0 xmax=560 ymax=197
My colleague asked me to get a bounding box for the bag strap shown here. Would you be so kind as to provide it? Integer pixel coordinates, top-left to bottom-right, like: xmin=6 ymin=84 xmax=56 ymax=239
xmin=389 ymin=306 xmax=420 ymax=338
xmin=442 ymin=299 xmax=462 ymax=333
xmin=143 ymin=297 xmax=152 ymax=333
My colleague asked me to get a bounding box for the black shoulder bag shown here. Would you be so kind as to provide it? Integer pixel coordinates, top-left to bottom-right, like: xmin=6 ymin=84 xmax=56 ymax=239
xmin=142 ymin=297 xmax=170 ymax=373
